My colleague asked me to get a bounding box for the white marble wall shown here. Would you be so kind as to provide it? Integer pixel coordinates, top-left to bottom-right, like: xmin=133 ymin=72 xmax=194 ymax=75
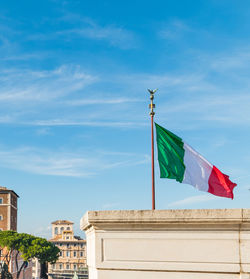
xmin=81 ymin=209 xmax=250 ymax=279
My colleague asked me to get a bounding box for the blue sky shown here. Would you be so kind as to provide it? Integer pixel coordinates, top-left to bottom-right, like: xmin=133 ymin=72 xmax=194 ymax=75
xmin=1 ymin=0 xmax=250 ymax=238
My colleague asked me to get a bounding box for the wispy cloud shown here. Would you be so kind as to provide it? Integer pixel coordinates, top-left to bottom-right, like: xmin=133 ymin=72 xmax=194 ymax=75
xmin=31 ymin=225 xmax=51 ymax=238
xmin=2 ymin=45 xmax=250 ymax=129
xmin=158 ymin=94 xmax=250 ymax=126
xmin=0 ymin=145 xmax=148 ymax=177
xmin=159 ymin=19 xmax=192 ymax=40
xmin=65 ymin=97 xmax=142 ymax=106
xmin=36 ymin=127 xmax=52 ymax=136
xmin=28 ymin=15 xmax=138 ymax=49
xmin=27 ymin=120 xmax=147 ymax=128
xmin=1 ymin=52 xmax=49 ymax=61
xmin=58 ymin=26 xmax=137 ymax=49
xmin=0 ymin=65 xmax=146 ymax=128
xmin=0 ymin=65 xmax=96 ymax=103
xmin=168 ymin=194 xmax=218 ymax=207
xmin=210 ymin=49 xmax=250 ymax=71
xmin=0 ymin=147 xmax=96 ymax=177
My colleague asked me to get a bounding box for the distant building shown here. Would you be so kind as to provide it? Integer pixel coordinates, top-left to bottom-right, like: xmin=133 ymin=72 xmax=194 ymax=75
xmin=0 ymin=186 xmax=19 ymax=276
xmin=0 ymin=186 xmax=32 ymax=279
xmin=48 ymin=220 xmax=88 ymax=279
xmin=32 ymin=258 xmax=41 ymax=279
xmin=11 ymin=254 xmax=32 ymax=279
xmin=0 ymin=186 xmax=19 ymax=231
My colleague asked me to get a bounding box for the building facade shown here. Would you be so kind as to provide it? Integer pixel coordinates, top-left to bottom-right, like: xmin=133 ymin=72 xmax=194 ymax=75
xmin=11 ymin=254 xmax=32 ymax=279
xmin=0 ymin=186 xmax=19 ymax=274
xmin=0 ymin=186 xmax=19 ymax=231
xmin=0 ymin=187 xmax=32 ymax=279
xmin=48 ymin=220 xmax=88 ymax=279
xmin=32 ymin=258 xmax=41 ymax=279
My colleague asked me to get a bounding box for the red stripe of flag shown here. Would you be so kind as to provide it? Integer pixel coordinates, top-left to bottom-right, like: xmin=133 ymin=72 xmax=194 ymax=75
xmin=208 ymin=166 xmax=237 ymax=199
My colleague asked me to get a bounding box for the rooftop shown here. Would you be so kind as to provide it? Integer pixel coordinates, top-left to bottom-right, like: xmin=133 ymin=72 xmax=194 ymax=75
xmin=0 ymin=186 xmax=19 ymax=198
xmin=49 ymin=235 xmax=86 ymax=242
xmin=51 ymin=220 xmax=74 ymax=225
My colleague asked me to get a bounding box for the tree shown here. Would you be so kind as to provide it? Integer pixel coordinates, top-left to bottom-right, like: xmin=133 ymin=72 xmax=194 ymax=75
xmin=1 ymin=263 xmax=12 ymax=279
xmin=0 ymin=231 xmax=60 ymax=279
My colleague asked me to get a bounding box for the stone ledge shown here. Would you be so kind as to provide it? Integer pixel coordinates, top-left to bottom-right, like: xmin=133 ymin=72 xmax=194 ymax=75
xmin=81 ymin=209 xmax=250 ymax=231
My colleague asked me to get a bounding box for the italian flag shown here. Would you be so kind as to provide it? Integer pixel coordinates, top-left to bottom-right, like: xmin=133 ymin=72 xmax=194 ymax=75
xmin=155 ymin=123 xmax=237 ymax=199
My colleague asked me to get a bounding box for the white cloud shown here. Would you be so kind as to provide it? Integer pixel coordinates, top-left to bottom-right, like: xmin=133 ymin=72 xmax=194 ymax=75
xmin=159 ymin=19 xmax=192 ymax=40
xmin=2 ymin=45 xmax=250 ymax=130
xmin=0 ymin=147 xmax=96 ymax=177
xmin=210 ymin=49 xmax=250 ymax=71
xmin=27 ymin=120 xmax=147 ymax=128
xmin=31 ymin=225 xmax=51 ymax=238
xmin=27 ymin=16 xmax=138 ymax=49
xmin=36 ymin=127 xmax=52 ymax=136
xmin=1 ymin=52 xmax=49 ymax=61
xmin=0 ymin=145 xmax=148 ymax=177
xmin=65 ymin=97 xmax=142 ymax=106
xmin=61 ymin=25 xmax=137 ymax=49
xmin=158 ymin=94 xmax=250 ymax=126
xmin=0 ymin=65 xmax=96 ymax=103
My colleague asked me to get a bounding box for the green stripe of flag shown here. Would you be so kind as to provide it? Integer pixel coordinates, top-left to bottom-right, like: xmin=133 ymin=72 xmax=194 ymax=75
xmin=155 ymin=123 xmax=185 ymax=182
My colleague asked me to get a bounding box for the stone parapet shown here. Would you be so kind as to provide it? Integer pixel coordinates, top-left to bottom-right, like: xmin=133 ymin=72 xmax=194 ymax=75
xmin=81 ymin=209 xmax=250 ymax=279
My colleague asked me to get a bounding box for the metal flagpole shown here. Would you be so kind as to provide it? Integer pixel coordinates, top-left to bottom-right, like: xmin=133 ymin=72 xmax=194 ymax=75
xmin=148 ymin=89 xmax=157 ymax=210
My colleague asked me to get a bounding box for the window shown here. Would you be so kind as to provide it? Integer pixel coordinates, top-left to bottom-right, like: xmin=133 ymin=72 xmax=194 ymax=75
xmin=0 ymin=215 xmax=3 ymax=221
xmin=59 ymin=251 xmax=62 ymax=257
xmin=73 ymin=251 xmax=77 ymax=257
xmin=54 ymin=227 xmax=58 ymax=235
xmin=66 ymin=236 xmax=69 ymax=240
xmin=66 ymin=264 xmax=70 ymax=270
xmin=66 ymin=251 xmax=70 ymax=257
xmin=80 ymin=252 xmax=83 ymax=257
xmin=67 ymin=227 xmax=70 ymax=230
xmin=74 ymin=264 xmax=77 ymax=270
xmin=0 ymin=198 xmax=2 ymax=204
xmin=60 ymin=227 xmax=64 ymax=233
xmin=59 ymin=264 xmax=62 ymax=270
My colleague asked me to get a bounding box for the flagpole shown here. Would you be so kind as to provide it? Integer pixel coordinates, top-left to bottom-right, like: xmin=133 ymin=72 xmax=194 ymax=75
xmin=148 ymin=89 xmax=157 ymax=210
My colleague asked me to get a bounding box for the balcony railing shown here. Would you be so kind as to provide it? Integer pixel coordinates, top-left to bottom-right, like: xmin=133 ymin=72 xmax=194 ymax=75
xmin=48 ymin=268 xmax=88 ymax=275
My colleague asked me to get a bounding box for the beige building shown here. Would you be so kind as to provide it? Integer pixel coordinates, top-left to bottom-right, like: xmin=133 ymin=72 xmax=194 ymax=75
xmin=48 ymin=220 xmax=88 ymax=279
xmin=0 ymin=186 xmax=19 ymax=231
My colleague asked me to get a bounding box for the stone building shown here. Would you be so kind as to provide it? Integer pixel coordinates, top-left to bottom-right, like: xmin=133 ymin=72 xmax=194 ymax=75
xmin=32 ymin=258 xmax=41 ymax=279
xmin=48 ymin=220 xmax=88 ymax=279
xmin=0 ymin=186 xmax=32 ymax=279
xmin=0 ymin=186 xmax=19 ymax=231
